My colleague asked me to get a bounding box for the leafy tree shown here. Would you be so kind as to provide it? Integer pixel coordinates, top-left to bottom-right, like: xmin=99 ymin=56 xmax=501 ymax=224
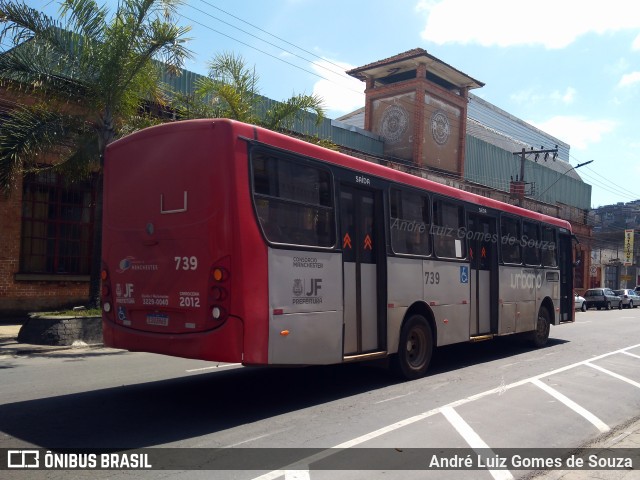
xmin=0 ymin=0 xmax=191 ymax=306
xmin=175 ymin=51 xmax=326 ymax=131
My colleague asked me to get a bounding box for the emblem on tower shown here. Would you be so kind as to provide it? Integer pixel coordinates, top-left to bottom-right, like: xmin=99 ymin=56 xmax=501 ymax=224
xmin=380 ymin=104 xmax=409 ymax=145
xmin=431 ymin=110 xmax=450 ymax=145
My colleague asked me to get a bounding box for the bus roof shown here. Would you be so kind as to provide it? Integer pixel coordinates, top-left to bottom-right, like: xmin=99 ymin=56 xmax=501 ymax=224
xmin=247 ymin=121 xmax=572 ymax=232
xmin=108 ymin=119 xmax=572 ymax=232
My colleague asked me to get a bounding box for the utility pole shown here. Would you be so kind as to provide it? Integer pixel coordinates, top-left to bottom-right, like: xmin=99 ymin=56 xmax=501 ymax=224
xmin=511 ymin=146 xmax=559 ymax=205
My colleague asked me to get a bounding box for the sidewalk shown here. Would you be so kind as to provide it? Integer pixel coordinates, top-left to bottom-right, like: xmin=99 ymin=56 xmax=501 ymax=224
xmin=0 ymin=318 xmax=103 ymax=355
xmin=528 ymin=416 xmax=640 ymax=479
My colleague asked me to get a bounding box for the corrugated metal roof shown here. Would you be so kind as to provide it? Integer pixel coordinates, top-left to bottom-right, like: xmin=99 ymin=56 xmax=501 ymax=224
xmin=346 ymin=48 xmax=484 ymax=89
xmin=465 ymin=136 xmax=591 ymax=210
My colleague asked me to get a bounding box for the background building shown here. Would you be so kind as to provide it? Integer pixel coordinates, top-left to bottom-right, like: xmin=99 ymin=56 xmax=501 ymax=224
xmin=590 ymin=202 xmax=640 ymax=289
xmin=0 ymin=48 xmax=595 ymax=315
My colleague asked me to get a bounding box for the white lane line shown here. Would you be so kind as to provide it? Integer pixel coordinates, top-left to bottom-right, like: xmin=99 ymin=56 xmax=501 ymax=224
xmin=225 ymin=428 xmax=293 ymax=448
xmin=585 ymin=362 xmax=640 ymax=389
xmin=250 ymin=343 xmax=640 ymax=480
xmin=251 ymin=406 xmax=444 ymax=480
xmin=531 ymin=378 xmax=609 ymax=433
xmin=285 ymin=471 xmax=310 ymax=480
xmin=186 ymin=363 xmax=241 ymax=372
xmin=441 ymin=407 xmax=514 ymax=480
xmin=374 ymin=393 xmax=411 ymax=404
xmin=622 ymin=351 xmax=640 ymax=359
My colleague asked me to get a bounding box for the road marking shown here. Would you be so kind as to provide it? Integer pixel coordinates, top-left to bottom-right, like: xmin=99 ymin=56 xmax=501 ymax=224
xmin=285 ymin=471 xmax=310 ymax=480
xmin=441 ymin=407 xmax=514 ymax=480
xmin=226 ymin=429 xmax=291 ymax=448
xmin=531 ymin=378 xmax=609 ymax=433
xmin=185 ymin=363 xmax=241 ymax=372
xmin=585 ymin=362 xmax=640 ymax=389
xmin=374 ymin=393 xmax=411 ymax=404
xmin=622 ymin=351 xmax=640 ymax=359
xmin=250 ymin=343 xmax=640 ymax=480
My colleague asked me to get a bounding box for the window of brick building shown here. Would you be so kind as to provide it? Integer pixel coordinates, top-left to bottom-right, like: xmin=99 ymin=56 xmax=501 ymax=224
xmin=20 ymin=171 xmax=95 ymax=275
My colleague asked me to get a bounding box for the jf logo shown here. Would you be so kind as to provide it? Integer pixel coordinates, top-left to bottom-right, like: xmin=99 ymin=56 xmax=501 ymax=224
xmin=293 ymin=279 xmax=323 ymax=297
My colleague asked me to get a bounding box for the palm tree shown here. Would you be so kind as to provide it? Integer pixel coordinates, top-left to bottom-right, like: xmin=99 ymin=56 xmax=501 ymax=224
xmin=0 ymin=0 xmax=191 ymax=306
xmin=176 ymin=51 xmax=326 ymax=131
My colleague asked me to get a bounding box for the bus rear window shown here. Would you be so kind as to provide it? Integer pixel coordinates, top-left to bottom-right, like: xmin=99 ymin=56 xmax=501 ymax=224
xmin=252 ymin=152 xmax=335 ymax=247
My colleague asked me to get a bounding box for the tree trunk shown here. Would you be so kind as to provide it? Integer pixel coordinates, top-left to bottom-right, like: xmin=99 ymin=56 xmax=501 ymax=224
xmin=88 ymin=170 xmax=104 ymax=308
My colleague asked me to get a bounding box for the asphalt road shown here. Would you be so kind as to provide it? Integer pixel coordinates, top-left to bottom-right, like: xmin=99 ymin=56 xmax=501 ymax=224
xmin=1 ymin=307 xmax=639 ymax=480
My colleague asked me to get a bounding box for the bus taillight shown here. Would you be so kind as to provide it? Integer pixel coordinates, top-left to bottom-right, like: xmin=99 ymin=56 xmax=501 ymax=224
xmin=208 ymin=259 xmax=230 ymax=323
xmin=101 ymin=266 xmax=113 ymax=318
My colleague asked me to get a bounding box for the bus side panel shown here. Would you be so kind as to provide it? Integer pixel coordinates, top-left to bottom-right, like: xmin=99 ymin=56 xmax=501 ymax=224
xmin=499 ymin=266 xmax=558 ymax=334
xmin=387 ymin=257 xmax=471 ymax=348
xmin=540 ymin=268 xmax=561 ymax=324
xmin=387 ymin=257 xmax=423 ymax=353
xmin=266 ymin=249 xmax=343 ymax=365
xmin=424 ymin=260 xmax=471 ymax=346
xmin=500 ymin=266 xmax=528 ymax=334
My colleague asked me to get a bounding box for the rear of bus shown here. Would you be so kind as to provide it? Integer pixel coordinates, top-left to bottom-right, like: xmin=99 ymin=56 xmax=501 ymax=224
xmin=101 ymin=119 xmax=268 ymax=363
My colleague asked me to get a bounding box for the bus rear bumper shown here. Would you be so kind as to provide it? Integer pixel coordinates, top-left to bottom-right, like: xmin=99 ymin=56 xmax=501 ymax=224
xmin=102 ymin=316 xmax=244 ymax=363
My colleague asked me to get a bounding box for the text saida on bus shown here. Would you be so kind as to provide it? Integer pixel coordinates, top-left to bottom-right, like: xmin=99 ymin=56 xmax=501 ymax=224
xmin=101 ymin=119 xmax=575 ymax=380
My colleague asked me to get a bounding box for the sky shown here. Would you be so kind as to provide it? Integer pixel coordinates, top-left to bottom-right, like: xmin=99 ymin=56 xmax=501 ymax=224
xmin=27 ymin=1 xmax=640 ymax=207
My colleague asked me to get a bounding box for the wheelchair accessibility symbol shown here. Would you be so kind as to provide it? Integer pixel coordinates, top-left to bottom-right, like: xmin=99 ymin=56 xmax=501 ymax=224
xmin=460 ymin=266 xmax=469 ymax=284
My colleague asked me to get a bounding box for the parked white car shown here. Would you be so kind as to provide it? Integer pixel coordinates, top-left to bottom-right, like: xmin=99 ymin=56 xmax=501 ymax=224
xmin=613 ymin=289 xmax=640 ymax=309
xmin=574 ymin=292 xmax=586 ymax=312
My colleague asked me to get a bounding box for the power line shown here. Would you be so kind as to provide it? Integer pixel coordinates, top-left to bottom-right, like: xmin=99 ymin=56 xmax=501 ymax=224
xmin=178 ymin=12 xmax=340 ymax=87
xmin=186 ymin=3 xmax=355 ymax=84
xmin=196 ymin=0 xmax=351 ymax=78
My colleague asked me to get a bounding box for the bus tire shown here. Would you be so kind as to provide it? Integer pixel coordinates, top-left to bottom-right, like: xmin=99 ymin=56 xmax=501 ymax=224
xmin=391 ymin=315 xmax=433 ymax=380
xmin=529 ymin=308 xmax=550 ymax=348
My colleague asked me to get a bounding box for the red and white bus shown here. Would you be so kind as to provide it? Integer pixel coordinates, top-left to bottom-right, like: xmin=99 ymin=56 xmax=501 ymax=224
xmin=101 ymin=119 xmax=574 ymax=379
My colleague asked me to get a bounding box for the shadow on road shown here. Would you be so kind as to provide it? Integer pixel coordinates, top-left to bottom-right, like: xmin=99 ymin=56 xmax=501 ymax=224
xmin=0 ymin=335 xmax=568 ymax=449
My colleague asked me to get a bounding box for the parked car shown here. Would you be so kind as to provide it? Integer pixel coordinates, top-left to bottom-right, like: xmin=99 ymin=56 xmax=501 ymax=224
xmin=635 ymin=286 xmax=640 ymax=294
xmin=613 ymin=289 xmax=640 ymax=308
xmin=582 ymin=288 xmax=622 ymax=310
xmin=574 ymin=292 xmax=586 ymax=312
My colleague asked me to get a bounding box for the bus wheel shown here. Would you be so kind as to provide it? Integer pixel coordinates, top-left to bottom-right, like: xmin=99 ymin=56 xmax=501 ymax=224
xmin=529 ymin=308 xmax=550 ymax=348
xmin=392 ymin=315 xmax=433 ymax=380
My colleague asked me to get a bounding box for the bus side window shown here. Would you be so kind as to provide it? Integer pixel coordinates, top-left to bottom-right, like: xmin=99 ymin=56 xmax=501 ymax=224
xmin=501 ymin=217 xmax=521 ymax=264
xmin=433 ymin=200 xmax=465 ymax=259
xmin=523 ymin=221 xmax=541 ymax=266
xmin=251 ymin=152 xmax=335 ymax=247
xmin=541 ymin=226 xmax=557 ymax=267
xmin=390 ymin=188 xmax=430 ymax=256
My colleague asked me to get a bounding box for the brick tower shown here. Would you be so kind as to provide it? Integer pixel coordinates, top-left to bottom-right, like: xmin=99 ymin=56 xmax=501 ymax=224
xmin=347 ymin=48 xmax=484 ymax=176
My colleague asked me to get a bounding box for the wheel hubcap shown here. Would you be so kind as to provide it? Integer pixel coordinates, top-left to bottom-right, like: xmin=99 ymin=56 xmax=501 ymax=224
xmin=406 ymin=329 xmax=427 ymax=367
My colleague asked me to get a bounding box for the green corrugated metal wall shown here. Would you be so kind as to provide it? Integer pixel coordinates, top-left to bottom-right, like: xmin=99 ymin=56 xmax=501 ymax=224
xmin=465 ymin=136 xmax=591 ymax=210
